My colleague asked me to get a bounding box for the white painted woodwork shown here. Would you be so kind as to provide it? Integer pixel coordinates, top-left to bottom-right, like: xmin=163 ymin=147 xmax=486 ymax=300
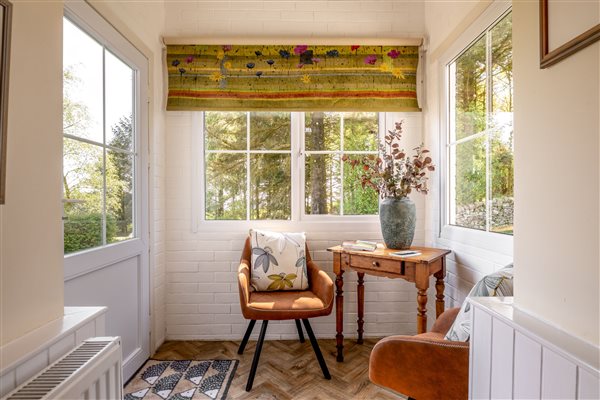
xmin=62 ymin=1 xmax=150 ymax=382
xmin=541 ymin=348 xmax=577 ymax=399
xmin=513 ymin=331 xmax=542 ymax=399
xmin=578 ymin=368 xmax=600 ymax=399
xmin=471 ymin=306 xmax=492 ymax=399
xmin=490 ymin=318 xmax=514 ymax=399
xmin=470 ymin=297 xmax=599 ymax=400
xmin=0 ymin=307 xmax=106 ymax=397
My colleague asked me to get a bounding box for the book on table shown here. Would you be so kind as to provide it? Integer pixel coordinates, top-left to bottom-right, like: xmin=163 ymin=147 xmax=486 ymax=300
xmin=341 ymin=240 xmax=378 ymax=252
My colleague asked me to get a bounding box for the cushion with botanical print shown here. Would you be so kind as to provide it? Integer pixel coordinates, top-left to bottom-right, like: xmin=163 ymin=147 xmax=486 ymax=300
xmin=249 ymin=229 xmax=309 ymax=291
xmin=444 ymin=263 xmax=514 ymax=342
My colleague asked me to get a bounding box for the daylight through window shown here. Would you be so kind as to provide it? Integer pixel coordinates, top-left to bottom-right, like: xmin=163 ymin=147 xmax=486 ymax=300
xmin=203 ymin=111 xmax=381 ymax=221
xmin=447 ymin=11 xmax=513 ymax=234
xmin=63 ymin=17 xmax=136 ymax=253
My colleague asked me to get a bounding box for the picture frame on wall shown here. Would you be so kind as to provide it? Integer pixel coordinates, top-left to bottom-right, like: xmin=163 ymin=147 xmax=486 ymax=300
xmin=0 ymin=0 xmax=11 ymax=205
xmin=539 ymin=0 xmax=600 ymax=68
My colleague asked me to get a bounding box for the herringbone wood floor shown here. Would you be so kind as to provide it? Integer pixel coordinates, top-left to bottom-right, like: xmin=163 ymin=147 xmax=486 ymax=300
xmin=153 ymin=338 xmax=405 ymax=400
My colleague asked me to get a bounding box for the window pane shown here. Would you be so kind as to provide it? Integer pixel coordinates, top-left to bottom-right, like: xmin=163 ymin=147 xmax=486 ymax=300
xmin=107 ymin=150 xmax=134 ymax=243
xmin=250 ymin=154 xmax=291 ymax=220
xmin=305 ymin=112 xmax=340 ymax=151
xmin=205 ymin=111 xmax=247 ymax=150
xmin=63 ymin=19 xmax=103 ymax=143
xmin=305 ymin=154 xmax=341 ymax=215
xmin=205 ymin=153 xmax=246 ymax=220
xmin=249 ymin=112 xmax=291 ymax=150
xmin=490 ymin=131 xmax=514 ymax=234
xmin=451 ymin=35 xmax=487 ymax=141
xmin=343 ymin=112 xmax=378 ymax=151
xmin=490 ymin=13 xmax=514 ymax=234
xmin=63 ymin=138 xmax=104 ymax=253
xmin=452 ymin=137 xmax=486 ymax=230
xmin=105 ymin=51 xmax=134 ymax=151
xmin=491 ymin=13 xmax=513 ymax=116
xmin=343 ymin=155 xmax=378 ymax=215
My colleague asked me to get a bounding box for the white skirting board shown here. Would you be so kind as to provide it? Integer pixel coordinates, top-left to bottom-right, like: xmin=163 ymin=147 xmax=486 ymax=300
xmin=469 ymin=297 xmax=599 ymax=400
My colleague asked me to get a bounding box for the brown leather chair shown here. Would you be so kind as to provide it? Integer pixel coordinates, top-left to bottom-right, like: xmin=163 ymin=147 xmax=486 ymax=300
xmin=237 ymin=237 xmax=334 ymax=391
xmin=369 ymin=307 xmax=469 ymax=400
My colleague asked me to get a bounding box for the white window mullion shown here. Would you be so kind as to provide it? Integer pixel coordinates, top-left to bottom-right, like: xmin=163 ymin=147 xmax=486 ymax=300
xmin=339 ymin=114 xmax=345 ymax=216
xmin=291 ymin=112 xmax=301 ymax=222
xmin=101 ymin=48 xmax=107 ymax=246
xmin=485 ymin=28 xmax=493 ymax=233
xmin=246 ymin=112 xmax=251 ymax=221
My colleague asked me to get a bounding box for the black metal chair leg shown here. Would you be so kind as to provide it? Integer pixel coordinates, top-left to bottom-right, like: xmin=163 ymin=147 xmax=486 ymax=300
xmin=302 ymin=319 xmax=331 ymax=380
xmin=295 ymin=319 xmax=305 ymax=343
xmin=238 ymin=319 xmax=256 ymax=355
xmin=246 ymin=320 xmax=268 ymax=391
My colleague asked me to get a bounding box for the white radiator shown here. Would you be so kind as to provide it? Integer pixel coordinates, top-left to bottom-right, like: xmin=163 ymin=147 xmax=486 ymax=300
xmin=2 ymin=337 xmax=123 ymax=400
xmin=469 ymin=297 xmax=600 ymax=399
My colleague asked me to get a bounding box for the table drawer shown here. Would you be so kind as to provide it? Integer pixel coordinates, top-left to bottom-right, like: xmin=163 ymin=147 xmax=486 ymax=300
xmin=350 ymin=254 xmax=404 ymax=275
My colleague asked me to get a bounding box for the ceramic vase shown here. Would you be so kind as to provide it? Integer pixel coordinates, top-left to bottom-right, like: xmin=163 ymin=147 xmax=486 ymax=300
xmin=379 ymin=197 xmax=416 ymax=250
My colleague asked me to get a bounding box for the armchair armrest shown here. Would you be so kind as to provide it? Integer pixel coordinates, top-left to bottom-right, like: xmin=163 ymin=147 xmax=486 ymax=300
xmin=237 ymin=238 xmax=252 ymax=310
xmin=369 ymin=335 xmax=469 ymax=400
xmin=307 ymin=260 xmax=334 ymax=306
xmin=431 ymin=307 xmax=461 ymax=335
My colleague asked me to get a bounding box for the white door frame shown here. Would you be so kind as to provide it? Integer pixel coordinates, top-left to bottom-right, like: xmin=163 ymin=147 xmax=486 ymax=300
xmin=63 ymin=1 xmax=150 ymax=380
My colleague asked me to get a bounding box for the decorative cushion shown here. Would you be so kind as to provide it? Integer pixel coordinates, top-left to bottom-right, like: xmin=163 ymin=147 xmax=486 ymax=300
xmin=249 ymin=229 xmax=309 ymax=292
xmin=445 ymin=264 xmax=514 ymax=342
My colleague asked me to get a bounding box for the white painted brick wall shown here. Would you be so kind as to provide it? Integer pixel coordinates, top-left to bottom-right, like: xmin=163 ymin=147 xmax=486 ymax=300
xmin=164 ymin=0 xmax=425 ymax=38
xmin=161 ymin=0 xmax=439 ymax=340
xmin=164 ymin=112 xmax=440 ymax=340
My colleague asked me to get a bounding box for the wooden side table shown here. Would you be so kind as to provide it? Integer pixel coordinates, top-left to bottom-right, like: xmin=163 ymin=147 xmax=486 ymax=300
xmin=327 ymin=245 xmax=451 ymax=362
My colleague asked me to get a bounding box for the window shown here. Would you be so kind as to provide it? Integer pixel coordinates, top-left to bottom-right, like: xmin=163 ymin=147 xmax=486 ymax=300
xmin=202 ymin=111 xmax=381 ymax=221
xmin=63 ymin=17 xmax=136 ymax=253
xmin=304 ymin=112 xmax=379 ymax=216
xmin=446 ymin=11 xmax=513 ymax=235
xmin=204 ymin=112 xmax=292 ymax=220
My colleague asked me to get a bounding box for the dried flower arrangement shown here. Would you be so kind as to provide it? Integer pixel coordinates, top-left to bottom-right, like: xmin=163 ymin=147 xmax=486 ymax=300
xmin=343 ymin=121 xmax=435 ymax=199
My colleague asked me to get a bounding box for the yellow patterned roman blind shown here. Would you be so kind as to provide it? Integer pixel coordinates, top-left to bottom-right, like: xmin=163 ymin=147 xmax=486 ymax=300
xmin=166 ymin=44 xmax=420 ymax=111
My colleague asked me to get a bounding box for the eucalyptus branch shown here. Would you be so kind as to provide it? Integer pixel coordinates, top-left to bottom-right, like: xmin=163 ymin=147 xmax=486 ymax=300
xmin=342 ymin=121 xmax=435 ymax=199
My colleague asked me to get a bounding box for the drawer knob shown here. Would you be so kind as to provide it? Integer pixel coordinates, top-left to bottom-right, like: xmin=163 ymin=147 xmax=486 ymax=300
xmin=372 ymin=261 xmax=379 ymax=267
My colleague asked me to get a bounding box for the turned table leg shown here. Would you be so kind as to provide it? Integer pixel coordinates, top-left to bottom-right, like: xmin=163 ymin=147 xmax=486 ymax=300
xmin=334 ymin=254 xmax=345 ymax=362
xmin=417 ymin=289 xmax=428 ymax=334
xmin=357 ymin=272 xmax=365 ymax=344
xmin=435 ymin=257 xmax=446 ymax=318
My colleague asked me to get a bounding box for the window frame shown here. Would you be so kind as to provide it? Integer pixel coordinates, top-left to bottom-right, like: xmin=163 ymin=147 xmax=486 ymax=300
xmin=438 ymin=0 xmax=513 ymax=251
xmin=62 ymin=2 xmax=149 ymax=277
xmin=192 ymin=111 xmax=393 ymax=227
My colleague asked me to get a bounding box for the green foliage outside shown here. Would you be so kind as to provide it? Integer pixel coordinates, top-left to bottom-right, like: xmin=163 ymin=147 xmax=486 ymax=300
xmin=64 ymin=213 xmax=117 ymax=254
xmin=453 ymin=13 xmax=514 ymax=232
xmin=63 ymin=67 xmax=134 ymax=253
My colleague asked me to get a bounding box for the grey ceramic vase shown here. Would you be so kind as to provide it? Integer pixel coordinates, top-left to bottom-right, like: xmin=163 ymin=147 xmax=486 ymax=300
xmin=379 ymin=197 xmax=416 ymax=250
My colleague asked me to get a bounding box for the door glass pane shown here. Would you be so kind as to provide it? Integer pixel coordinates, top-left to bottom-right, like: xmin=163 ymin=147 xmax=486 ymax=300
xmin=452 ymin=137 xmax=486 ymax=230
xmin=63 ymin=19 xmax=104 ymax=143
xmin=205 ymin=153 xmax=246 ymax=220
xmin=451 ymin=35 xmax=487 ymax=141
xmin=250 ymin=154 xmax=291 ymax=220
xmin=105 ymin=50 xmax=134 ymax=151
xmin=205 ymin=111 xmax=247 ymax=150
xmin=249 ymin=112 xmax=291 ymax=150
xmin=305 ymin=112 xmax=340 ymax=151
xmin=107 ymin=150 xmax=134 ymax=243
xmin=343 ymin=112 xmax=378 ymax=151
xmin=305 ymin=154 xmax=341 ymax=215
xmin=63 ymin=138 xmax=104 ymax=253
xmin=343 ymin=155 xmax=378 ymax=215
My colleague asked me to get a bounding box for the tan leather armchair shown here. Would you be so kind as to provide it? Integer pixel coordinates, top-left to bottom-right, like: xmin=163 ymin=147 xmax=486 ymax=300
xmin=237 ymin=237 xmax=334 ymax=391
xmin=369 ymin=307 xmax=469 ymax=400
